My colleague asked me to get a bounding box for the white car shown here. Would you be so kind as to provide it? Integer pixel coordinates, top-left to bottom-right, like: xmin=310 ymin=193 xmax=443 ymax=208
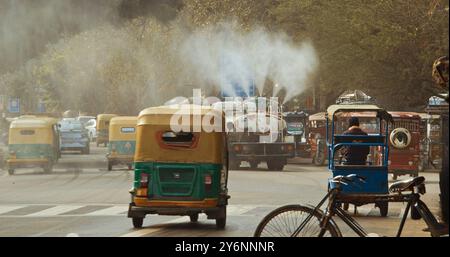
xmin=84 ymin=119 xmax=97 ymax=142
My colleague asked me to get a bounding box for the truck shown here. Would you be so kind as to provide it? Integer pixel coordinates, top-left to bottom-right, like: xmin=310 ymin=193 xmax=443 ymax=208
xmin=225 ymin=99 xmax=295 ymax=171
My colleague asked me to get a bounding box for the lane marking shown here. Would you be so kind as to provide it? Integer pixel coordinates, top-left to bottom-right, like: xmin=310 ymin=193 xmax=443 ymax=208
xmin=120 ymin=217 xmax=189 ymax=237
xmin=0 ymin=205 xmax=25 ymax=215
xmin=27 ymin=205 xmax=84 ymax=217
xmin=85 ymin=206 xmax=128 ymax=216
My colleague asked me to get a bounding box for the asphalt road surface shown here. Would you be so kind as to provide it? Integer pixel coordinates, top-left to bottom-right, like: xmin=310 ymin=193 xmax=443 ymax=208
xmin=0 ymin=143 xmax=443 ymax=237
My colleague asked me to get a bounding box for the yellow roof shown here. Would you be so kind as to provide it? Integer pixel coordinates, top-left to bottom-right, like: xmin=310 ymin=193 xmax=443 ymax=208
xmin=110 ymin=116 xmax=138 ymax=126
xmin=10 ymin=118 xmax=51 ymax=129
xmin=138 ymin=105 xmax=224 ymax=127
xmin=97 ymin=114 xmax=118 ymax=120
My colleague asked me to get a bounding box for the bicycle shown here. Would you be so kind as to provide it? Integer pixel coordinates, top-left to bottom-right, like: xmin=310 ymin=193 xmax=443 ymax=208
xmin=254 ymin=174 xmax=449 ymax=237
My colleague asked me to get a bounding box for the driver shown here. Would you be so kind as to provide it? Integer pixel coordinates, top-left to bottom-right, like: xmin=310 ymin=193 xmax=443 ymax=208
xmin=341 ymin=117 xmax=370 ymax=165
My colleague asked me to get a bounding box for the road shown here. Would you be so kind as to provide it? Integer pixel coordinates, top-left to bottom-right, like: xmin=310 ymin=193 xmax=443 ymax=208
xmin=0 ymin=143 xmax=443 ymax=237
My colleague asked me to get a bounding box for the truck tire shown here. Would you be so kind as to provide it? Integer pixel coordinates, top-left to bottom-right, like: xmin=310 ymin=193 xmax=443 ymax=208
xmin=267 ymin=161 xmax=284 ymax=171
xmin=249 ymin=161 xmax=258 ymax=169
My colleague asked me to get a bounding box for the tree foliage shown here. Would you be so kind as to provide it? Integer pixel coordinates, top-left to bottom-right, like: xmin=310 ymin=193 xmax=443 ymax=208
xmin=0 ymin=0 xmax=448 ymax=114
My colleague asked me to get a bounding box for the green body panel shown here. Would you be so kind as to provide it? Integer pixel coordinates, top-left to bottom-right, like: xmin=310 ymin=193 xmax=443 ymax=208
xmin=108 ymin=140 xmax=136 ymax=156
xmin=134 ymin=162 xmax=222 ymax=200
xmin=8 ymin=144 xmax=56 ymax=161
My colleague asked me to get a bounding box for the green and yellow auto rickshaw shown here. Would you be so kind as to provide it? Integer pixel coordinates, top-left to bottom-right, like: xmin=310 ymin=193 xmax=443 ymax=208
xmin=107 ymin=116 xmax=137 ymax=171
xmin=96 ymin=114 xmax=117 ymax=147
xmin=6 ymin=117 xmax=60 ymax=175
xmin=128 ymin=105 xmax=230 ymax=229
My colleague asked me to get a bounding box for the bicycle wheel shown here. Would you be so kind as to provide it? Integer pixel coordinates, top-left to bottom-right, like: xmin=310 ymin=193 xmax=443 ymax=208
xmin=254 ymin=205 xmax=341 ymax=237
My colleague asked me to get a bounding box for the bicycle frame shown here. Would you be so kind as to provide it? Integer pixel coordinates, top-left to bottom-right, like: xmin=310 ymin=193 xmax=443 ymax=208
xmin=292 ymin=185 xmax=447 ymax=237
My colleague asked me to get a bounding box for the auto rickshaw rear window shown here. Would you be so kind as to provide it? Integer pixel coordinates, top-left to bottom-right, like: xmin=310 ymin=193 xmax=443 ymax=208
xmin=162 ymin=131 xmax=194 ymax=143
xmin=20 ymin=130 xmax=35 ymax=135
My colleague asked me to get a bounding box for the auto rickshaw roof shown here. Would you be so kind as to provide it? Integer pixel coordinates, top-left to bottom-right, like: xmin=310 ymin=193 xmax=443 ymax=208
xmin=97 ymin=114 xmax=118 ymax=120
xmin=110 ymin=116 xmax=138 ymax=126
xmin=326 ymin=104 xmax=392 ymax=122
xmin=309 ymin=112 xmax=326 ymax=121
xmin=10 ymin=118 xmax=52 ymax=129
xmin=388 ymin=111 xmax=421 ymax=119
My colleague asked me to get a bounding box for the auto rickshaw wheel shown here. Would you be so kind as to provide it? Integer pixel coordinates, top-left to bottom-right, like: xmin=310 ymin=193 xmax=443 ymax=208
xmin=132 ymin=217 xmax=143 ymax=228
xmin=189 ymin=213 xmax=199 ymax=222
xmin=215 ymin=206 xmax=226 ymax=229
xmin=7 ymin=169 xmax=14 ymax=175
xmin=107 ymin=162 xmax=113 ymax=171
xmin=377 ymin=202 xmax=389 ymax=217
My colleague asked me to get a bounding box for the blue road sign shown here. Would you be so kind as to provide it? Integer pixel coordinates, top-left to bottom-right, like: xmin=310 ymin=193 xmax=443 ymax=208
xmin=8 ymin=98 xmax=20 ymax=113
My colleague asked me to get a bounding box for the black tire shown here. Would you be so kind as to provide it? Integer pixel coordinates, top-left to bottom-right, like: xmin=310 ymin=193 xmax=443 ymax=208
xmin=392 ymin=174 xmax=398 ymax=180
xmin=215 ymin=206 xmax=226 ymax=229
xmin=410 ymin=205 xmax=421 ymax=220
xmin=132 ymin=217 xmax=143 ymax=228
xmin=8 ymin=169 xmax=14 ymax=175
xmin=229 ymin=161 xmax=240 ymax=170
xmin=254 ymin=205 xmax=341 ymax=237
xmin=378 ymin=202 xmax=389 ymax=217
xmin=267 ymin=161 xmax=284 ymax=171
xmin=314 ymin=152 xmax=326 ymax=166
xmin=249 ymin=161 xmax=258 ymax=169
xmin=190 ymin=213 xmax=199 ymax=223
xmin=107 ymin=162 xmax=113 ymax=171
xmin=343 ymin=203 xmax=350 ymax=211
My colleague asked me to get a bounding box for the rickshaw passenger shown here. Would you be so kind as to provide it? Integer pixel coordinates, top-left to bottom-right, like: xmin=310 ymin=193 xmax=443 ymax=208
xmin=341 ymin=117 xmax=370 ymax=165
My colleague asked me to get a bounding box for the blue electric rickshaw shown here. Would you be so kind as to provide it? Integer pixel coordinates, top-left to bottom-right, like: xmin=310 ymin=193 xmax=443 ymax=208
xmin=327 ymin=104 xmax=393 ymax=216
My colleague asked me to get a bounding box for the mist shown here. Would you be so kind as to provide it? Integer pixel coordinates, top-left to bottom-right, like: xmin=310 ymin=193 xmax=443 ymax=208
xmin=179 ymin=22 xmax=319 ymax=103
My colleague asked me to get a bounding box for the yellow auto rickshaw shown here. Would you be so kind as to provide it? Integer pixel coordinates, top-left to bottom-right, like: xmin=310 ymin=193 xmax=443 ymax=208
xmin=107 ymin=116 xmax=137 ymax=171
xmin=128 ymin=105 xmax=230 ymax=229
xmin=6 ymin=117 xmax=60 ymax=175
xmin=96 ymin=114 xmax=117 ymax=147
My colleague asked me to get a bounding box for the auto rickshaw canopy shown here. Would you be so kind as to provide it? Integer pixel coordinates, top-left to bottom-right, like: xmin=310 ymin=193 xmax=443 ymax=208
xmin=109 ymin=116 xmax=138 ymax=141
xmin=97 ymin=114 xmax=118 ymax=130
xmin=9 ymin=118 xmax=55 ymax=144
xmin=327 ymin=104 xmax=393 ymax=123
xmin=309 ymin=112 xmax=326 ymax=121
xmin=135 ymin=105 xmax=225 ymax=164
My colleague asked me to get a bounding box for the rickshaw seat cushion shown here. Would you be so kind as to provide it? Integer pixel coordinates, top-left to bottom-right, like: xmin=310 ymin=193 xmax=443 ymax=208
xmin=389 ymin=176 xmax=425 ymax=193
xmin=334 ymin=135 xmax=385 ymax=144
